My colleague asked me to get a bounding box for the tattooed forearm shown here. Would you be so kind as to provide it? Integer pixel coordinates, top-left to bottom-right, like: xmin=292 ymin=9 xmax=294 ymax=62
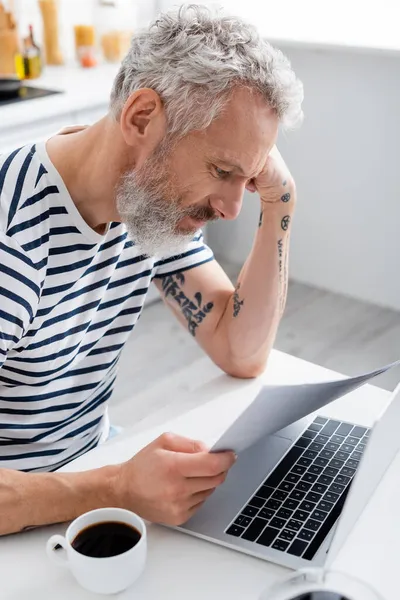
xmin=232 ymin=283 xmax=244 ymax=317
xmin=161 ymin=273 xmax=214 ymax=337
xmin=277 ymin=238 xmax=283 ymax=273
xmin=277 ymin=238 xmax=289 ymax=312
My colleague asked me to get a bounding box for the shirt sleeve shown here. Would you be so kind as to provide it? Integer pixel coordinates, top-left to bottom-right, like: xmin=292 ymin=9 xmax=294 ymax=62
xmin=0 ymin=233 xmax=41 ymax=369
xmin=152 ymin=231 xmax=214 ymax=278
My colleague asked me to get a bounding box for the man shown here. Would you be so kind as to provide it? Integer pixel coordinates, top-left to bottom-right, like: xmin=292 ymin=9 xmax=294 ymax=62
xmin=0 ymin=5 xmax=303 ymax=535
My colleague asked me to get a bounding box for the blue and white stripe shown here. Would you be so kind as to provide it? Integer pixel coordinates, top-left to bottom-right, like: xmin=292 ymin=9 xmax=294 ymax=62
xmin=0 ymin=142 xmax=214 ymax=472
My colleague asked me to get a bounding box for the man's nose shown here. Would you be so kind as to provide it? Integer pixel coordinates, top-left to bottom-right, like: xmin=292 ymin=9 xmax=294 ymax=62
xmin=210 ymin=185 xmax=245 ymax=221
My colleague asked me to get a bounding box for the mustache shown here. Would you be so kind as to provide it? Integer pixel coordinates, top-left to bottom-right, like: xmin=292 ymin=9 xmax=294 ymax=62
xmin=184 ymin=205 xmax=218 ymax=222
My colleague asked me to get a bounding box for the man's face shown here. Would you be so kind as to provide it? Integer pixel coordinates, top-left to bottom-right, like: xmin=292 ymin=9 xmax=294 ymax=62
xmin=116 ymin=87 xmax=279 ymax=257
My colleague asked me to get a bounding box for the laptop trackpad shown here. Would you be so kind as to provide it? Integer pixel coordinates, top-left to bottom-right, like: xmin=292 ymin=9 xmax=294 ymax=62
xmin=181 ymin=433 xmax=292 ymax=536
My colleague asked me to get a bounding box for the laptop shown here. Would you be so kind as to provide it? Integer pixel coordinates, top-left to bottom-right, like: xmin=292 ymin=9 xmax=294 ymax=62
xmin=175 ymin=379 xmax=400 ymax=570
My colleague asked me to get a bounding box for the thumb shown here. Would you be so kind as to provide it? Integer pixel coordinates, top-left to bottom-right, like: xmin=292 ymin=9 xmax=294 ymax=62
xmin=158 ymin=432 xmax=208 ymax=454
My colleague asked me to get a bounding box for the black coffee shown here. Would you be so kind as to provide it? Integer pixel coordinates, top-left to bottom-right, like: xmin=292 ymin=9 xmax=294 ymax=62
xmin=72 ymin=521 xmax=141 ymax=558
xmin=291 ymin=593 xmax=351 ymax=600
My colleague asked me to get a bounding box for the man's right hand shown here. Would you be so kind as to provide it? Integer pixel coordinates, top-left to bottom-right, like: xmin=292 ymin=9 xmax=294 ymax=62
xmin=115 ymin=433 xmax=236 ymax=526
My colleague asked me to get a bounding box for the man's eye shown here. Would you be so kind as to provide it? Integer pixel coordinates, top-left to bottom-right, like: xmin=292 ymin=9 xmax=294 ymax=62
xmin=214 ymin=166 xmax=231 ymax=179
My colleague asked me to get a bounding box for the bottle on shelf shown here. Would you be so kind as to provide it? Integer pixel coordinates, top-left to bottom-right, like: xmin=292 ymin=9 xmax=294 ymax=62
xmin=22 ymin=24 xmax=42 ymax=79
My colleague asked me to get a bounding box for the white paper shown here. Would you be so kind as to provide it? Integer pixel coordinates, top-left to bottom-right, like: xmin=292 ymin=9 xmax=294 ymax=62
xmin=211 ymin=359 xmax=400 ymax=454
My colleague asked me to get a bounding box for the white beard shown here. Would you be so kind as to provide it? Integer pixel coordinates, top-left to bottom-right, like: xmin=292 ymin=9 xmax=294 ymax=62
xmin=116 ymin=167 xmax=195 ymax=258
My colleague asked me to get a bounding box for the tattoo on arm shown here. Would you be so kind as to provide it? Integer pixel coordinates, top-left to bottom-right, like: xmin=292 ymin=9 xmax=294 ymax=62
xmin=233 ymin=283 xmax=244 ymax=317
xmin=258 ymin=209 xmax=263 ymax=227
xmin=281 ymin=215 xmax=291 ymax=231
xmin=283 ymin=179 xmax=287 ymax=186
xmin=278 ymin=238 xmax=289 ymax=312
xmin=161 ymin=273 xmax=214 ymax=337
xmin=281 ymin=192 xmax=291 ymax=203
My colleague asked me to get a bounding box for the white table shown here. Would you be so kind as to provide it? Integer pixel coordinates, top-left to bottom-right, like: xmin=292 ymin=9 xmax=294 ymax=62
xmin=1 ymin=350 xmax=398 ymax=600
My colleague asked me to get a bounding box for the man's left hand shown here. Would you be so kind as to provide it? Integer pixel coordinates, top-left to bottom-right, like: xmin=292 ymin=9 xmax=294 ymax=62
xmin=246 ymin=145 xmax=295 ymax=205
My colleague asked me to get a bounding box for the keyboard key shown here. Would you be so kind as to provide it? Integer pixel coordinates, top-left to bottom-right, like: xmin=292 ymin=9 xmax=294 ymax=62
xmin=306 ymin=491 xmax=322 ymax=503
xmin=256 ymin=486 xmax=274 ymax=500
xmin=331 ymin=434 xmax=345 ymax=444
xmin=279 ymin=481 xmax=295 ymax=493
xmin=243 ymin=505 xmax=259 ymax=517
xmin=298 ymin=457 xmax=312 ymax=468
xmin=304 ymin=519 xmax=321 ymax=532
xmin=352 ymin=451 xmax=362 ymax=461
xmin=264 ymin=446 xmax=304 ymax=488
xmin=302 ymin=450 xmax=319 ymax=460
xmin=314 ymin=457 xmax=329 ymax=468
xmin=227 ymin=524 xmax=245 ymax=537
xmin=329 ymin=459 xmax=344 ymax=470
xmin=249 ymin=496 xmax=265 ymax=508
xmin=298 ymin=528 xmax=315 ymax=542
xmin=341 ymin=466 xmax=356 ymax=477
xmin=315 ymin=435 xmax=330 ymax=445
xmin=318 ymin=474 xmax=333 ymax=486
xmin=364 ymin=430 xmax=371 ymax=438
xmin=351 ymin=426 xmax=367 ymax=438
xmin=235 ymin=515 xmax=252 ymax=527
xmin=287 ymin=539 xmax=308 ymax=557
xmin=259 ymin=507 xmax=275 ymax=520
xmin=290 ymin=489 xmax=306 ymax=501
xmin=309 ymin=465 xmax=324 ymax=475
xmin=320 ymin=420 xmax=341 ymax=436
xmin=346 ymin=459 xmax=359 ymax=469
xmin=335 ymin=451 xmax=350 ymax=462
xmin=320 ymin=449 xmax=335 ymax=460
xmin=283 ymin=498 xmax=300 ymax=511
xmin=286 ymin=472 xmax=301 ymax=484
xmin=293 ymin=510 xmax=309 ymax=522
xmin=356 ymin=443 xmax=366 ymax=452
xmin=277 ymin=508 xmax=293 ymax=520
xmin=270 ymin=517 xmax=286 ymax=530
xmin=296 ymin=481 xmax=312 ymax=492
xmin=335 ymin=423 xmax=353 ymax=437
xmin=303 ymin=430 xmax=318 ymax=440
xmin=314 ymin=416 xmax=328 ymax=425
xmin=311 ymin=509 xmax=327 ymax=522
xmin=241 ymin=517 xmax=268 ymax=541
xmin=299 ymin=500 xmax=316 ymax=512
xmin=323 ymin=467 xmax=339 ymax=478
xmin=335 ymin=474 xmax=350 ymax=486
xmin=266 ymin=499 xmax=281 ymax=511
xmin=345 ymin=436 xmax=359 ymax=446
xmin=308 ymin=423 xmax=323 ymax=432
xmin=309 ymin=442 xmax=324 ymax=453
xmin=279 ymin=529 xmax=296 ymax=541
xmin=256 ymin=527 xmax=279 ymax=547
xmin=312 ymin=483 xmax=328 ymax=495
xmin=302 ymin=472 xmax=318 ymax=483
xmin=292 ymin=465 xmax=307 ymax=475
xmin=295 ymin=437 xmax=312 ymax=449
xmin=318 ymin=500 xmax=334 ymax=512
xmin=272 ymin=490 xmax=288 ymax=502
xmin=326 ymin=442 xmax=340 ymax=452
xmin=324 ymin=491 xmax=339 ymax=503
xmin=330 ymin=483 xmax=345 ymax=495
xmin=286 ymin=519 xmax=302 ymax=532
xmin=341 ymin=444 xmax=354 ymax=454
xmin=272 ymin=539 xmax=290 ymax=552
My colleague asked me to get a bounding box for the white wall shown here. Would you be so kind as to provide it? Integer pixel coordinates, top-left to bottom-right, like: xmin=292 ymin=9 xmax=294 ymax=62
xmin=207 ymin=45 xmax=400 ymax=311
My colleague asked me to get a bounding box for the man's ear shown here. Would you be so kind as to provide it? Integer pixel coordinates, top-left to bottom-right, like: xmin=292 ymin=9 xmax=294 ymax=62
xmin=120 ymin=88 xmax=166 ymax=150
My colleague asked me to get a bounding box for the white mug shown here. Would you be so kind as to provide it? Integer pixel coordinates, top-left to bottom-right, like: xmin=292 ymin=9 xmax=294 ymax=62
xmin=46 ymin=507 xmax=147 ymax=595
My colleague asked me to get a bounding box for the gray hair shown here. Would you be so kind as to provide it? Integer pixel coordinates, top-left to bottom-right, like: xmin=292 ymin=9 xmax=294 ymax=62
xmin=110 ymin=4 xmax=304 ymax=137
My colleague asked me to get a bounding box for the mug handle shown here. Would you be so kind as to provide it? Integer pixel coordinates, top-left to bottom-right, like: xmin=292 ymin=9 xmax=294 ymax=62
xmin=46 ymin=534 xmax=69 ymax=568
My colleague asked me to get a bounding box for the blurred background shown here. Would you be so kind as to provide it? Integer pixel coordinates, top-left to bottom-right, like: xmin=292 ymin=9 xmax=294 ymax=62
xmin=1 ymin=0 xmax=399 ymax=427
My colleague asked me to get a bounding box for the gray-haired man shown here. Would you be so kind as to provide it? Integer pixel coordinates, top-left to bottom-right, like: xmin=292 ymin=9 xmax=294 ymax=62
xmin=0 ymin=5 xmax=303 ymax=534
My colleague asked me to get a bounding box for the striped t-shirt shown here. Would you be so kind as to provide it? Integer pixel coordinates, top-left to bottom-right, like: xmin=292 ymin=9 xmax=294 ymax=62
xmin=0 ymin=143 xmax=213 ymax=473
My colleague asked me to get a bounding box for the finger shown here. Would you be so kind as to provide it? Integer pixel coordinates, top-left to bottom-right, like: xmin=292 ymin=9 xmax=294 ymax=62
xmin=157 ymin=432 xmax=208 ymax=454
xmin=186 ymin=472 xmax=227 ymax=494
xmin=246 ymin=179 xmax=257 ymax=192
xmin=177 ymin=450 xmax=236 ymax=478
xmin=189 ymin=487 xmax=216 ymax=506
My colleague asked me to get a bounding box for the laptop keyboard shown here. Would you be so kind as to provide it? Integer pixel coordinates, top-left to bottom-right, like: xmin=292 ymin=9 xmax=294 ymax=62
xmin=226 ymin=416 xmax=370 ymax=560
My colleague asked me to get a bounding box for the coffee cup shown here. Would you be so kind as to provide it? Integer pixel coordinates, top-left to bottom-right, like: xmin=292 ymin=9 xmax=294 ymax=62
xmin=46 ymin=507 xmax=146 ymax=595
